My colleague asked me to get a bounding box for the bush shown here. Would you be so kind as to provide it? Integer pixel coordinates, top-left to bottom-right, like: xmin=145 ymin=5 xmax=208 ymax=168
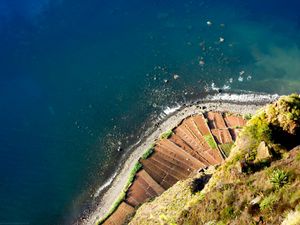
xmin=269 ymin=169 xmax=289 ymax=189
xmin=141 ymin=144 xmax=155 ymax=160
xmin=244 ymin=113 xmax=272 ymax=144
xmin=160 ymin=130 xmax=173 ymax=139
xmin=243 ymin=113 xmax=252 ymax=120
xmin=259 ymin=193 xmax=278 ymax=211
xmin=220 ymin=206 xmax=235 ymax=220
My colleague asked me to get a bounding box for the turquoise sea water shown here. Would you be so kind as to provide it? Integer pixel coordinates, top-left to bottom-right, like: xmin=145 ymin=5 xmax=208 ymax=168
xmin=0 ymin=0 xmax=299 ymax=224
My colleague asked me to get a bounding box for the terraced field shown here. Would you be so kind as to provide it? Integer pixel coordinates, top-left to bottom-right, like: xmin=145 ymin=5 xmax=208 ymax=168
xmin=102 ymin=112 xmax=246 ymax=225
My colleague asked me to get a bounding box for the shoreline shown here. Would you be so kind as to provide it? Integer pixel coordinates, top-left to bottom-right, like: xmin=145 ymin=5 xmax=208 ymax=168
xmin=82 ymin=94 xmax=278 ymax=225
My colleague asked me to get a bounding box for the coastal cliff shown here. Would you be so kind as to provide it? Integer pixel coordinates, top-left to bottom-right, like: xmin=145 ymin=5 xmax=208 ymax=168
xmin=91 ymin=94 xmax=300 ymax=225
xmin=129 ymin=94 xmax=300 ymax=225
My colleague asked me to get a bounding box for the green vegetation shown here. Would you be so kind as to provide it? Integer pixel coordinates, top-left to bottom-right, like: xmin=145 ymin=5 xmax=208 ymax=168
xmin=260 ymin=193 xmax=279 ymax=210
xmin=243 ymin=113 xmax=252 ymax=120
xmin=141 ymin=144 xmax=155 ymax=160
xmin=125 ymin=162 xmax=143 ymax=189
xmin=265 ymin=94 xmax=300 ymax=134
xmin=219 ymin=143 xmax=234 ymax=157
xmin=204 ymin=134 xmax=218 ymax=149
xmin=220 ymin=206 xmax=236 ymax=220
xmin=269 ymin=169 xmax=289 ymax=189
xmin=160 ymin=129 xmax=173 ymax=139
xmin=129 ymin=94 xmax=300 ymax=225
xmin=98 ymin=162 xmax=143 ymax=224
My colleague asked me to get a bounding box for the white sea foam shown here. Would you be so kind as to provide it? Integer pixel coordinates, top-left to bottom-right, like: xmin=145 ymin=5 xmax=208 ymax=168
xmin=222 ymin=84 xmax=231 ymax=90
xmin=163 ymin=105 xmax=181 ymax=115
xmin=211 ymin=82 xmax=231 ymax=91
xmin=94 ymin=171 xmax=118 ymax=198
xmin=211 ymin=82 xmax=218 ymax=91
xmin=206 ymin=93 xmax=279 ymax=103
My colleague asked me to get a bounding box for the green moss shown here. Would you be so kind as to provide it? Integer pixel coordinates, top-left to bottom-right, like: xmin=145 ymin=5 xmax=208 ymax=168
xmin=141 ymin=144 xmax=155 ymax=160
xmin=160 ymin=129 xmax=173 ymax=139
xmin=204 ymin=134 xmax=218 ymax=149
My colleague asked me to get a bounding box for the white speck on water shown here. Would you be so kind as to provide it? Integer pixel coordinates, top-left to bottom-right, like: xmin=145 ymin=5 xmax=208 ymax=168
xmin=238 ymin=76 xmax=244 ymax=82
xmin=206 ymin=20 xmax=212 ymax=26
xmin=219 ymin=37 xmax=225 ymax=43
xmin=199 ymin=60 xmax=205 ymax=66
xmin=173 ymin=74 xmax=180 ymax=80
xmin=239 ymin=70 xmax=245 ymax=76
xmin=247 ymin=75 xmax=252 ymax=81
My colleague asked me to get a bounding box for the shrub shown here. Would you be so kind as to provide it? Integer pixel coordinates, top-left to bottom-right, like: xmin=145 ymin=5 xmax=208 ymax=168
xmin=160 ymin=130 xmax=173 ymax=139
xmin=243 ymin=113 xmax=252 ymax=120
xmin=141 ymin=144 xmax=155 ymax=160
xmin=220 ymin=206 xmax=235 ymax=220
xmin=269 ymin=169 xmax=289 ymax=189
xmin=259 ymin=193 xmax=278 ymax=211
xmin=244 ymin=113 xmax=272 ymax=144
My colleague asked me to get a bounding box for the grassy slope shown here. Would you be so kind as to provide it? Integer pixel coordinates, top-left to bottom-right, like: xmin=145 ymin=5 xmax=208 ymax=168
xmin=129 ymin=94 xmax=300 ymax=225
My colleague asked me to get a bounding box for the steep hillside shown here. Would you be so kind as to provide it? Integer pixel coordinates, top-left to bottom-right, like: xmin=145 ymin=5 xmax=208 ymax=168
xmin=129 ymin=94 xmax=300 ymax=225
xmin=100 ymin=112 xmax=246 ymax=225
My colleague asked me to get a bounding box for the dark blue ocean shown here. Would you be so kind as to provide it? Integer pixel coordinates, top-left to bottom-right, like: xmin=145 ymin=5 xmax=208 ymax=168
xmin=0 ymin=0 xmax=299 ymax=224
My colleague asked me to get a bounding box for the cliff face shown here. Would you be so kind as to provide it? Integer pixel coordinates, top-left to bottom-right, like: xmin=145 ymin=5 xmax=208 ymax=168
xmin=129 ymin=94 xmax=300 ymax=225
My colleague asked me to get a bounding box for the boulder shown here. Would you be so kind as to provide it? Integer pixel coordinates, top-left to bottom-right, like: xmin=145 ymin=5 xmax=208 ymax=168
xmin=250 ymin=196 xmax=262 ymax=205
xmin=255 ymin=141 xmax=272 ymax=162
